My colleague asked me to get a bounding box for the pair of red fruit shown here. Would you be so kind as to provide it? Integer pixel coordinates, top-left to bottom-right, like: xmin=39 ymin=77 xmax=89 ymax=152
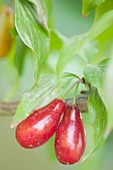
xmin=16 ymin=98 xmax=86 ymax=165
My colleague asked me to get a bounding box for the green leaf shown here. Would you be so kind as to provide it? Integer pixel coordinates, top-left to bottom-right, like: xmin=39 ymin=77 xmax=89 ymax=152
xmin=0 ymin=59 xmax=19 ymax=102
xmin=97 ymin=58 xmax=109 ymax=72
xmin=56 ymin=35 xmax=85 ymax=74
xmin=11 ymin=73 xmax=77 ymax=127
xmin=105 ymin=51 xmax=113 ymax=132
xmin=92 ymin=25 xmax=113 ymax=65
xmin=15 ymin=0 xmax=50 ymax=77
xmin=82 ymin=87 xmax=107 ymax=162
xmin=10 ymin=27 xmax=18 ymax=37
xmin=84 ymin=64 xmax=104 ymax=101
xmin=57 ymin=10 xmax=113 ymax=74
xmin=50 ymin=30 xmax=65 ymax=50
xmin=82 ymin=0 xmax=107 ymax=17
xmin=88 ymin=87 xmax=107 ymax=148
xmin=28 ymin=0 xmax=49 ymax=32
xmin=95 ymin=0 xmax=113 ymax=20
xmin=14 ymin=37 xmax=28 ymax=75
xmin=20 ymin=0 xmax=50 ymax=33
xmin=39 ymin=0 xmax=53 ymax=28
xmin=79 ymin=40 xmax=99 ymax=64
xmin=86 ymin=10 xmax=113 ymax=40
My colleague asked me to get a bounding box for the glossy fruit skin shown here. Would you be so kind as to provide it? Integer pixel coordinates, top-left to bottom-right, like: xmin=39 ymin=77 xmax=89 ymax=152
xmin=0 ymin=7 xmax=13 ymax=57
xmin=16 ymin=98 xmax=65 ymax=149
xmin=54 ymin=105 xmax=86 ymax=165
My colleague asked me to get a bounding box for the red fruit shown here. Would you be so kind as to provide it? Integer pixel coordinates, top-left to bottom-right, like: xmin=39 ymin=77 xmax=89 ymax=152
xmin=16 ymin=98 xmax=65 ymax=148
xmin=54 ymin=106 xmax=86 ymax=165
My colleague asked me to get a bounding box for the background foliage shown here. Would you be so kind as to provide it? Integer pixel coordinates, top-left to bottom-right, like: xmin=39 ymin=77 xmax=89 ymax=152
xmin=0 ymin=0 xmax=113 ymax=170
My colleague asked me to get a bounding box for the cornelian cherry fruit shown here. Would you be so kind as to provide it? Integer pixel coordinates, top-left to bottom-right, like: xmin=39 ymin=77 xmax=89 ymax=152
xmin=16 ymin=98 xmax=65 ymax=148
xmin=54 ymin=105 xmax=86 ymax=165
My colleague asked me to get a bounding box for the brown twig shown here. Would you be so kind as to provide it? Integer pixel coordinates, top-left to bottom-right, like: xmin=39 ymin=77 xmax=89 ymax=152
xmin=0 ymin=102 xmax=18 ymax=116
xmin=0 ymin=95 xmax=88 ymax=116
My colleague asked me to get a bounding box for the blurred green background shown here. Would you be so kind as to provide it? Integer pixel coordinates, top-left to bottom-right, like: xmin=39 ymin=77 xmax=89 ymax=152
xmin=0 ymin=0 xmax=113 ymax=170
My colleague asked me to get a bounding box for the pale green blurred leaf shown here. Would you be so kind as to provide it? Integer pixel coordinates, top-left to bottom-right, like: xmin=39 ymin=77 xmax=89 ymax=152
xmin=105 ymin=48 xmax=113 ymax=131
xmin=79 ymin=40 xmax=99 ymax=64
xmin=50 ymin=30 xmax=65 ymax=50
xmin=82 ymin=0 xmax=107 ymax=17
xmin=97 ymin=58 xmax=109 ymax=72
xmin=87 ymin=10 xmax=113 ymax=40
xmin=10 ymin=27 xmax=18 ymax=37
xmin=82 ymin=87 xmax=107 ymax=162
xmin=56 ymin=35 xmax=85 ymax=74
xmin=0 ymin=59 xmax=19 ymax=101
xmin=84 ymin=64 xmax=104 ymax=101
xmin=95 ymin=0 xmax=113 ymax=20
xmin=57 ymin=10 xmax=113 ymax=74
xmin=14 ymin=37 xmax=28 ymax=75
xmin=88 ymin=87 xmax=107 ymax=148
